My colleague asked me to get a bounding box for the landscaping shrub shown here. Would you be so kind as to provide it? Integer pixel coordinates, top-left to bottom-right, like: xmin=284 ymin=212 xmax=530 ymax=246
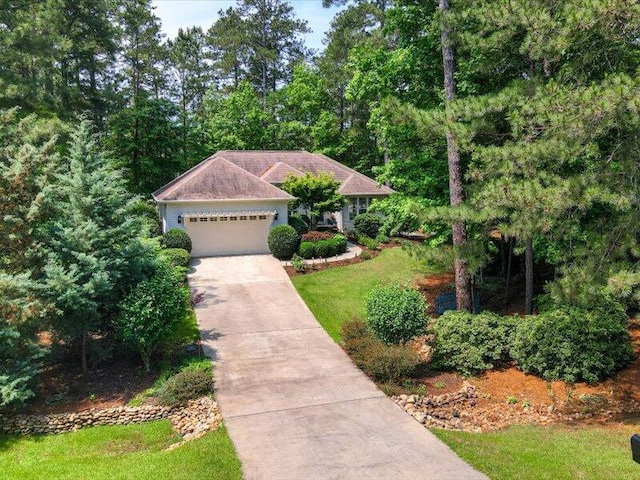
xmin=160 ymin=248 xmax=190 ymax=268
xmin=360 ymin=251 xmax=373 ymax=261
xmin=301 ymin=230 xmax=333 ymax=242
xmin=291 ymin=254 xmax=307 ymax=273
xmin=315 ymin=239 xmax=334 ymax=258
xmin=162 ymin=228 xmax=192 ymax=253
xmin=431 ymin=311 xmax=518 ymax=376
xmin=375 ymin=234 xmax=389 ymax=244
xmin=341 ymin=318 xmax=420 ymax=383
xmin=511 ymin=308 xmax=633 ymax=383
xmin=298 ymin=241 xmax=316 ymax=259
xmin=357 ymin=234 xmax=379 ymax=250
xmin=288 ymin=213 xmax=309 ymax=235
xmin=354 ymin=213 xmax=383 ymax=238
xmin=267 ymin=225 xmax=299 ymax=259
xmin=156 ymin=369 xmax=213 ymax=406
xmin=365 ymin=284 xmax=428 ymax=345
xmin=331 ymin=234 xmax=348 ymax=254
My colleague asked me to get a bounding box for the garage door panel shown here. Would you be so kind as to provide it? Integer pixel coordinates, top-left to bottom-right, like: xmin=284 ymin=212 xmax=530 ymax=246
xmin=186 ymin=218 xmax=272 ymax=257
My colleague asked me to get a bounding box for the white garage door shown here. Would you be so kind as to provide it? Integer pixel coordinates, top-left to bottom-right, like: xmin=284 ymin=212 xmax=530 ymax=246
xmin=185 ymin=214 xmax=273 ymax=257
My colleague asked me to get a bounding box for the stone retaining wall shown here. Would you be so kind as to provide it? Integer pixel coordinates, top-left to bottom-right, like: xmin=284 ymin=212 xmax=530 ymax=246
xmin=0 ymin=397 xmax=221 ymax=439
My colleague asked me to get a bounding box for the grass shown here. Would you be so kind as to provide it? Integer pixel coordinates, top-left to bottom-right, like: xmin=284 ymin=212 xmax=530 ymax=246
xmin=433 ymin=423 xmax=640 ymax=480
xmin=0 ymin=421 xmax=242 ymax=480
xmin=292 ymin=247 xmax=432 ymax=341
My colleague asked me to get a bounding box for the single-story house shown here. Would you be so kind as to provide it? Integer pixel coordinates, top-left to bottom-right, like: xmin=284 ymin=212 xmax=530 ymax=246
xmin=152 ymin=150 xmax=394 ymax=257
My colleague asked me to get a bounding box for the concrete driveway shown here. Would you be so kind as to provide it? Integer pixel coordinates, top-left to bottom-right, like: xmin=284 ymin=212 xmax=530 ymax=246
xmin=189 ymin=255 xmax=486 ymax=480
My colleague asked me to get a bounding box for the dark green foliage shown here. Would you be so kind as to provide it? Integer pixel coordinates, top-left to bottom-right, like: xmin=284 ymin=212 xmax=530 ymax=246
xmin=375 ymin=234 xmax=389 ymax=244
xmin=431 ymin=311 xmax=518 ymax=376
xmin=288 ymin=213 xmax=310 ymax=235
xmin=342 ymin=318 xmax=420 ymax=383
xmin=357 ymin=234 xmax=379 ymax=250
xmin=156 ymin=369 xmax=212 ymax=407
xmin=353 ymin=213 xmax=382 ymax=238
xmin=267 ymin=225 xmax=299 ymax=260
xmin=160 ymin=248 xmax=190 ymax=269
xmin=511 ymin=309 xmax=633 ymax=384
xmin=290 ymin=254 xmax=307 ymax=273
xmin=162 ymin=228 xmax=192 ymax=253
xmin=315 ymin=239 xmax=334 ymax=258
xmin=115 ymin=263 xmax=190 ymax=372
xmin=365 ymin=284 xmax=428 ymax=345
xmin=298 ymin=241 xmax=316 ymax=259
xmin=331 ymin=234 xmax=348 ymax=254
xmin=281 ymin=173 xmax=346 ymax=228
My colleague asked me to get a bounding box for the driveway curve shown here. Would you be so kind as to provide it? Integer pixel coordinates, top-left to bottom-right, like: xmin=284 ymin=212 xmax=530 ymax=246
xmin=189 ymin=254 xmax=486 ymax=480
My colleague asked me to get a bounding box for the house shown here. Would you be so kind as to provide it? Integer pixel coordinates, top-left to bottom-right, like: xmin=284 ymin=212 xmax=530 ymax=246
xmin=152 ymin=150 xmax=394 ymax=257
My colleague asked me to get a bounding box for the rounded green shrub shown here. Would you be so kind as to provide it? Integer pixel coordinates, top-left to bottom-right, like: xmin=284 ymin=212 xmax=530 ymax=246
xmin=332 ymin=234 xmax=348 ymax=254
xmin=298 ymin=241 xmax=316 ymax=259
xmin=162 ymin=228 xmax=192 ymax=253
xmin=156 ymin=369 xmax=213 ymax=406
xmin=354 ymin=213 xmax=382 ymax=238
xmin=160 ymin=248 xmax=190 ymax=268
xmin=288 ymin=213 xmax=309 ymax=235
xmin=267 ymin=225 xmax=299 ymax=260
xmin=431 ymin=311 xmax=518 ymax=376
xmin=365 ymin=284 xmax=428 ymax=345
xmin=511 ymin=308 xmax=633 ymax=384
xmin=315 ymin=239 xmax=333 ymax=258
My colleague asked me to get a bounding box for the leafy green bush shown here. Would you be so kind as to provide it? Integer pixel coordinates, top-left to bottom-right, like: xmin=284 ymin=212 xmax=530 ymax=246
xmin=288 ymin=213 xmax=309 ymax=235
xmin=156 ymin=369 xmax=213 ymax=407
xmin=431 ymin=311 xmax=518 ymax=376
xmin=160 ymin=248 xmax=190 ymax=268
xmin=162 ymin=228 xmax=192 ymax=253
xmin=315 ymin=239 xmax=333 ymax=258
xmin=267 ymin=225 xmax=299 ymax=259
xmin=342 ymin=319 xmax=420 ymax=383
xmin=365 ymin=284 xmax=428 ymax=345
xmin=354 ymin=213 xmax=383 ymax=238
xmin=360 ymin=251 xmax=373 ymax=261
xmin=298 ymin=241 xmax=316 ymax=259
xmin=115 ymin=263 xmax=190 ymax=372
xmin=291 ymin=254 xmax=307 ymax=273
xmin=375 ymin=234 xmax=389 ymax=244
xmin=331 ymin=234 xmax=348 ymax=254
xmin=511 ymin=308 xmax=633 ymax=383
xmin=357 ymin=234 xmax=379 ymax=250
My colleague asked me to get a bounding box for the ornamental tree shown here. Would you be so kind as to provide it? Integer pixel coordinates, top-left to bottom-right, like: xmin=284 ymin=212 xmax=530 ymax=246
xmin=281 ymin=172 xmax=346 ymax=229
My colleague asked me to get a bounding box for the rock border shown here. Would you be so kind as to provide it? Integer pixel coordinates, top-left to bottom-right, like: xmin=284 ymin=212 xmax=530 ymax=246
xmin=0 ymin=396 xmax=222 ymax=442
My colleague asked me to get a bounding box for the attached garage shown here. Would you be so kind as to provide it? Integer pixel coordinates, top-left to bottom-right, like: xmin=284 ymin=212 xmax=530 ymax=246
xmin=185 ymin=212 xmax=275 ymax=257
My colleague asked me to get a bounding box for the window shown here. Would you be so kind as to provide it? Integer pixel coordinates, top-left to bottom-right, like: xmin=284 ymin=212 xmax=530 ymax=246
xmin=249 ymin=215 xmax=257 ymax=220
xmin=349 ymin=197 xmax=370 ymax=220
xmin=199 ymin=217 xmax=208 ymax=222
xmin=220 ymin=216 xmax=228 ymax=221
xmin=189 ymin=217 xmax=197 ymax=223
xmin=239 ymin=215 xmax=247 ymax=221
xmin=258 ymin=214 xmax=267 ymax=220
xmin=229 ymin=216 xmax=238 ymax=221
xmin=210 ymin=216 xmax=217 ymax=222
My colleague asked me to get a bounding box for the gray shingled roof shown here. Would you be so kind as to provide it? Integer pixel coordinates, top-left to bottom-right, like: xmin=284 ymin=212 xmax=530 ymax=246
xmin=153 ymin=150 xmax=394 ymax=202
xmin=152 ymin=156 xmax=294 ymax=201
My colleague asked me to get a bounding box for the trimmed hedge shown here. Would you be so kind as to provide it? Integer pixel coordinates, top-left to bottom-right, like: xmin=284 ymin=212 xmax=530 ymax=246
xmin=160 ymin=248 xmax=190 ymax=268
xmin=431 ymin=311 xmax=518 ymax=376
xmin=511 ymin=308 xmax=633 ymax=383
xmin=268 ymin=225 xmax=299 ymax=259
xmin=156 ymin=369 xmax=213 ymax=407
xmin=297 ymin=233 xmax=348 ymax=259
xmin=365 ymin=284 xmax=428 ymax=345
xmin=162 ymin=228 xmax=192 ymax=253
xmin=298 ymin=241 xmax=316 ymax=259
xmin=354 ymin=213 xmax=382 ymax=238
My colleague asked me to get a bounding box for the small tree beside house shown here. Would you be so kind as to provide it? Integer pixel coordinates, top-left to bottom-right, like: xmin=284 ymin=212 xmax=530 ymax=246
xmin=281 ymin=172 xmax=346 ymax=229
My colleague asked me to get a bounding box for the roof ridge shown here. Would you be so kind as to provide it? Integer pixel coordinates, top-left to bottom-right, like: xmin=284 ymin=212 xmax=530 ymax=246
xmin=152 ymin=153 xmax=217 ymax=200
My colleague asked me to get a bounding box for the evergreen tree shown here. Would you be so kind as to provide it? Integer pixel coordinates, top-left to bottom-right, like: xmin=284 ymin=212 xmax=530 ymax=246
xmin=38 ymin=120 xmax=152 ymax=375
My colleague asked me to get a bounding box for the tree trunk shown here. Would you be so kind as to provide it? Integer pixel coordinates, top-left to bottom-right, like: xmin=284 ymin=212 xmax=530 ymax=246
xmin=504 ymin=237 xmax=514 ymax=306
xmin=440 ymin=0 xmax=472 ymax=311
xmin=81 ymin=329 xmax=89 ymax=376
xmin=140 ymin=348 xmax=151 ymax=373
xmin=525 ymin=236 xmax=534 ymax=314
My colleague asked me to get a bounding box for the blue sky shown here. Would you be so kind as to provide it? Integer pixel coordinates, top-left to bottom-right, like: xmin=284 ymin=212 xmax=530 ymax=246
xmin=151 ymin=0 xmax=342 ymax=53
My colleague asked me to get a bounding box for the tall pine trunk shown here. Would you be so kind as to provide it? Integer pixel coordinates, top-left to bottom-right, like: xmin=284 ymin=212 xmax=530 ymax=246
xmin=440 ymin=0 xmax=472 ymax=311
xmin=525 ymin=237 xmax=534 ymax=314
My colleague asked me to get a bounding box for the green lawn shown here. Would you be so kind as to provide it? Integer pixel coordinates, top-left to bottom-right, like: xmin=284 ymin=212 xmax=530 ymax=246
xmin=0 ymin=421 xmax=242 ymax=480
xmin=434 ymin=423 xmax=640 ymax=480
xmin=292 ymin=247 xmax=432 ymax=341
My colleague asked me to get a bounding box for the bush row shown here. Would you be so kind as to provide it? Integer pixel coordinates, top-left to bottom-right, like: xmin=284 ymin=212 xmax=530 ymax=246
xmin=298 ymin=234 xmax=347 ymax=259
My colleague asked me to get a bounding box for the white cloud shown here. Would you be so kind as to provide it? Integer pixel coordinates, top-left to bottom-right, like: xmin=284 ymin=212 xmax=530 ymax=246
xmin=151 ymin=0 xmax=341 ymax=52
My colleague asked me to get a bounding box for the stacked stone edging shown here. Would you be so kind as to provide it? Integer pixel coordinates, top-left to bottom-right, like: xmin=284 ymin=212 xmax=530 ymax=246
xmin=0 ymin=396 xmax=222 ymax=439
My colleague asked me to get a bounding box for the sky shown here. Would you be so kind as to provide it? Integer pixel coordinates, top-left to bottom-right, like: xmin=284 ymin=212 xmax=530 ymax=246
xmin=151 ymin=0 xmax=342 ymax=53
